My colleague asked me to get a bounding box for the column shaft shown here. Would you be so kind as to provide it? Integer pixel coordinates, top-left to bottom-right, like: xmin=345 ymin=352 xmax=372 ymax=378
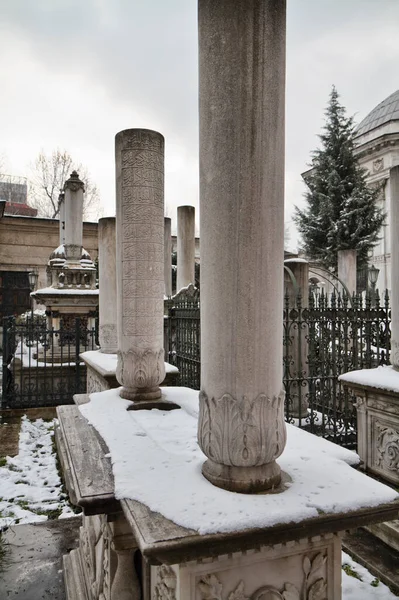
xmin=198 ymin=0 xmax=287 ymax=492
xmin=164 ymin=217 xmax=172 ymax=297
xmin=177 ymin=205 xmax=195 ymax=291
xmin=64 ymin=171 xmax=84 ymax=263
xmin=99 ymin=217 xmax=117 ymax=353
xmin=115 ymin=129 xmax=165 ymax=401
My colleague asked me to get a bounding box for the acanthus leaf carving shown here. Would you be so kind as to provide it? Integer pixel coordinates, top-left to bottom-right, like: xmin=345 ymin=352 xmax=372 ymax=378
xmin=154 ymin=565 xmax=177 ymax=600
xmin=117 ymin=348 xmax=165 ymax=389
xmin=198 ymin=391 xmax=286 ymax=467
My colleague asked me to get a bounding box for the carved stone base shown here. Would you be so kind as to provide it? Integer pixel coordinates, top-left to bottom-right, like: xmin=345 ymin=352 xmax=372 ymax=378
xmin=120 ymin=385 xmax=162 ymax=402
xmin=149 ymin=533 xmax=342 ymax=600
xmin=202 ymin=458 xmax=283 ymax=494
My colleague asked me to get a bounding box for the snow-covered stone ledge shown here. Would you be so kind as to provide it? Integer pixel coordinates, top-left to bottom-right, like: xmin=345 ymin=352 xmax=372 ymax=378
xmin=80 ymin=349 xmax=179 ymax=394
xmin=56 ymin=386 xmax=399 ymax=600
xmin=339 ymin=365 xmax=399 ymax=487
xmin=339 ymin=366 xmax=399 ymax=554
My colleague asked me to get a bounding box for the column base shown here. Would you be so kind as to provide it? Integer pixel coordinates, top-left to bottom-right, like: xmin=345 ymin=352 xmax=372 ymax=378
xmin=202 ymin=459 xmax=283 ymax=494
xmin=120 ymin=386 xmax=162 ymax=402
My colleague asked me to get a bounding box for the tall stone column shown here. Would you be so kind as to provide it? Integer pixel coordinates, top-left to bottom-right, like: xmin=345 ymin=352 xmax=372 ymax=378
xmin=177 ymin=205 xmax=195 ymax=291
xmin=164 ymin=217 xmax=172 ymax=297
xmin=99 ymin=217 xmax=117 ymax=354
xmin=115 ymin=129 xmax=165 ymax=401
xmin=198 ymin=0 xmax=287 ymax=493
xmin=390 ymin=166 xmax=399 ymax=368
xmin=337 ymin=249 xmax=357 ymax=296
xmin=59 ymin=192 xmax=66 ymax=246
xmin=64 ymin=171 xmax=85 ymax=264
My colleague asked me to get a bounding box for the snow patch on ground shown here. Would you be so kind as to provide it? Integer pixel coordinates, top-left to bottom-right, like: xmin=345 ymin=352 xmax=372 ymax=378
xmin=342 ymin=551 xmax=398 ymax=599
xmin=79 ymin=387 xmax=398 ymax=536
xmin=0 ymin=416 xmax=75 ymax=529
xmin=339 ymin=365 xmax=399 ymax=393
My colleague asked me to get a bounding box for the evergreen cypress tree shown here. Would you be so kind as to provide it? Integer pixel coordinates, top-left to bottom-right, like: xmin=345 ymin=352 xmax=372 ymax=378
xmin=294 ymin=86 xmax=385 ymax=271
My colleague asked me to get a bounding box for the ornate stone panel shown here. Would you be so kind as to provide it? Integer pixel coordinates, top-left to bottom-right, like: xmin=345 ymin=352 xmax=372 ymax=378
xmin=371 ymin=416 xmax=399 ymax=484
xmin=149 ymin=534 xmax=340 ymax=600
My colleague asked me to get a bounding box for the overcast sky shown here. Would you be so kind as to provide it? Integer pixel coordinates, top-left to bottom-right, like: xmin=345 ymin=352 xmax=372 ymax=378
xmin=1 ymin=0 xmax=399 ymax=246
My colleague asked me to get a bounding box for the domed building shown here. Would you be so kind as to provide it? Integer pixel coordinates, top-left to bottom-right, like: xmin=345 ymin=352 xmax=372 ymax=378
xmin=354 ymin=89 xmax=399 ymax=293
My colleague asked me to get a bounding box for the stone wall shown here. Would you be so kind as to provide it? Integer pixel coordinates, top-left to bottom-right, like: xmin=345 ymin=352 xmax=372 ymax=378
xmin=0 ymin=215 xmax=98 ymax=292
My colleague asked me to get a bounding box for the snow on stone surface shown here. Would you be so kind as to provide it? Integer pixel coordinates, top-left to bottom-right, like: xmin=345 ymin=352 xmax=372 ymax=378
xmin=79 ymin=387 xmax=398 ymax=536
xmin=81 ymin=350 xmax=178 ymax=376
xmin=0 ymin=416 xmax=75 ymax=529
xmin=339 ymin=365 xmax=399 ymax=393
xmin=342 ymin=551 xmax=397 ymax=599
xmin=34 ymin=287 xmax=99 ymax=295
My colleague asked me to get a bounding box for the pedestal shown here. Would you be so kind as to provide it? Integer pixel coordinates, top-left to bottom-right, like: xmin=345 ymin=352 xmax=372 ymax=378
xmin=55 ymin=390 xmax=399 ymax=600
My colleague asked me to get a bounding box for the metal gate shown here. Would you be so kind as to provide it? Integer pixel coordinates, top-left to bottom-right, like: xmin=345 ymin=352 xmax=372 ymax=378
xmin=167 ymin=285 xmax=200 ymax=389
xmin=2 ymin=315 xmax=97 ymax=409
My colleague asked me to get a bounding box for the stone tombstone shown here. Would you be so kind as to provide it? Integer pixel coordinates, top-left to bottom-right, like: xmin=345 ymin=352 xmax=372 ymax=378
xmin=164 ymin=216 xmax=172 ymax=297
xmin=198 ymin=0 xmax=287 ymax=492
xmin=115 ymin=129 xmax=165 ymax=401
xmin=391 ymin=166 xmax=399 ymax=368
xmin=99 ymin=217 xmax=117 ymax=354
xmin=177 ymin=205 xmax=195 ymax=291
xmin=64 ymin=170 xmax=85 ymax=263
xmin=337 ymin=249 xmax=357 ymax=296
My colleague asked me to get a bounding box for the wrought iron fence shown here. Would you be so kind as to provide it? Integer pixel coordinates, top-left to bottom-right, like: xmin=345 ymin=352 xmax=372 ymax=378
xmin=283 ymin=290 xmax=390 ymax=448
xmin=2 ymin=315 xmax=97 ymax=409
xmin=167 ymin=285 xmax=200 ymax=389
xmin=167 ymin=287 xmax=391 ymax=449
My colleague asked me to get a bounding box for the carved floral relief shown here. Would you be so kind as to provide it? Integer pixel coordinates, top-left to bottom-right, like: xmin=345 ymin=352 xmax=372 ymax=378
xmin=376 ymin=421 xmax=399 ymax=474
xmin=197 ymin=552 xmax=327 ymax=600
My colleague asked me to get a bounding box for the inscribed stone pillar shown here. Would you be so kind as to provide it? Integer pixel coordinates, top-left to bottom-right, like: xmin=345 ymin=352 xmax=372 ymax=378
xmin=59 ymin=192 xmax=66 ymax=247
xmin=198 ymin=0 xmax=287 ymax=492
xmin=337 ymin=249 xmax=357 ymax=296
xmin=164 ymin=217 xmax=172 ymax=297
xmin=115 ymin=129 xmax=165 ymax=401
xmin=177 ymin=205 xmax=195 ymax=291
xmin=284 ymin=259 xmax=309 ymax=419
xmin=64 ymin=171 xmax=84 ymax=264
xmin=99 ymin=217 xmax=117 ymax=354
xmin=390 ymin=166 xmax=399 ymax=368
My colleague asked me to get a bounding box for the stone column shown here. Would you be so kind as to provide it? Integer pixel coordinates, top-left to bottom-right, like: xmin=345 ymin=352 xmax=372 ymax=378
xmin=59 ymin=192 xmax=66 ymax=247
xmin=337 ymin=249 xmax=357 ymax=296
xmin=284 ymin=259 xmax=309 ymax=419
xmin=390 ymin=166 xmax=399 ymax=368
xmin=99 ymin=217 xmax=117 ymax=354
xmin=177 ymin=205 xmax=195 ymax=291
xmin=198 ymin=0 xmax=287 ymax=493
xmin=164 ymin=217 xmax=172 ymax=297
xmin=115 ymin=129 xmax=165 ymax=401
xmin=64 ymin=171 xmax=84 ymax=264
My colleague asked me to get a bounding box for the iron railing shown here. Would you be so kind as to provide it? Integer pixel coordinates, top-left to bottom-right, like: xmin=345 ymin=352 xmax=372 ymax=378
xmin=2 ymin=315 xmax=97 ymax=409
xmin=167 ymin=287 xmax=391 ymax=449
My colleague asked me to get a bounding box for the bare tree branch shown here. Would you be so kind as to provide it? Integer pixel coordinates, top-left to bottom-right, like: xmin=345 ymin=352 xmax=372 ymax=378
xmin=29 ymin=149 xmax=102 ymax=220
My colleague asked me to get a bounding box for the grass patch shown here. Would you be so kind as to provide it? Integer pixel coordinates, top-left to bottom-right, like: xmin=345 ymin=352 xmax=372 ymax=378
xmin=0 ymin=457 xmax=7 ymax=468
xmin=370 ymin=578 xmax=380 ymax=587
xmin=342 ymin=563 xmax=362 ymax=581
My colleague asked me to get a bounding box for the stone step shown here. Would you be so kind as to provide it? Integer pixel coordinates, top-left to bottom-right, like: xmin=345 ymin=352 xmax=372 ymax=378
xmin=343 ymin=527 xmax=399 ymax=596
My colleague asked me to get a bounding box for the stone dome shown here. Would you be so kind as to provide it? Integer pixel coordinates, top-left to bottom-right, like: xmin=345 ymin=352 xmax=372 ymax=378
xmin=355 ymin=90 xmax=399 ymax=137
